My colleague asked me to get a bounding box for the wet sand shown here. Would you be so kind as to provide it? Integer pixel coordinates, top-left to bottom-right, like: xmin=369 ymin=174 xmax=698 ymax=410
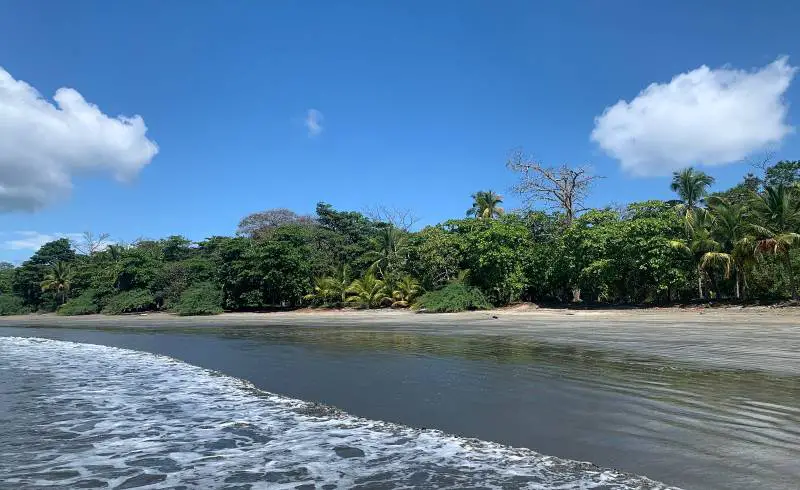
xmin=2 ymin=307 xmax=799 ymax=375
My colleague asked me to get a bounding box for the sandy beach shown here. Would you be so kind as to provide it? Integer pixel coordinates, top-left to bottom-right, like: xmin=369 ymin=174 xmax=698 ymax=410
xmin=2 ymin=306 xmax=799 ymax=375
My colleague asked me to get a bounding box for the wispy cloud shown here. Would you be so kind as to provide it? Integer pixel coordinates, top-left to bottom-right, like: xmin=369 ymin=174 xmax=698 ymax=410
xmin=591 ymin=57 xmax=797 ymax=176
xmin=304 ymin=109 xmax=324 ymax=137
xmin=1 ymin=231 xmax=83 ymax=251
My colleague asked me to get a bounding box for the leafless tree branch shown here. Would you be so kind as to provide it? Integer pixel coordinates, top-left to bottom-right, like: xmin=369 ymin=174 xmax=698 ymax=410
xmin=73 ymin=231 xmax=112 ymax=255
xmin=746 ymin=149 xmax=776 ymax=178
xmin=364 ymin=205 xmax=420 ymax=231
xmin=506 ymin=148 xmax=603 ymax=225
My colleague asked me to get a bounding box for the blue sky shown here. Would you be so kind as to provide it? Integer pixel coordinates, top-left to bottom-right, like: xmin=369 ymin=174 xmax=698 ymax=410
xmin=1 ymin=1 xmax=799 ymax=261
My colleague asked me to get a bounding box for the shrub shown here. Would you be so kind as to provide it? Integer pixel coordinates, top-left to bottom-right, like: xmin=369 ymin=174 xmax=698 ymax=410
xmin=102 ymin=289 xmax=156 ymax=315
xmin=0 ymin=295 xmax=31 ymax=315
xmin=57 ymin=291 xmax=99 ymax=316
xmin=173 ymin=282 xmax=223 ymax=316
xmin=415 ymin=283 xmax=492 ymax=313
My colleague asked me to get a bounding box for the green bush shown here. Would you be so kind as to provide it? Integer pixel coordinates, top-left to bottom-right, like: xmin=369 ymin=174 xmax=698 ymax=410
xmin=415 ymin=282 xmax=492 ymax=312
xmin=102 ymin=289 xmax=156 ymax=315
xmin=173 ymin=282 xmax=223 ymax=316
xmin=0 ymin=295 xmax=31 ymax=315
xmin=57 ymin=291 xmax=99 ymax=316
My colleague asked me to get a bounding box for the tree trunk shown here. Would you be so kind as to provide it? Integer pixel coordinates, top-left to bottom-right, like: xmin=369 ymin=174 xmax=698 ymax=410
xmin=741 ymin=270 xmax=748 ymax=301
xmin=734 ymin=270 xmax=741 ymax=300
xmin=697 ymin=268 xmax=704 ymax=300
xmin=783 ymin=250 xmax=798 ymax=300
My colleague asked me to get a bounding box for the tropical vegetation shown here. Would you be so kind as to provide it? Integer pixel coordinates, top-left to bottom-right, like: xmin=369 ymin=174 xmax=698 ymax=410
xmin=2 ymin=160 xmax=800 ymax=315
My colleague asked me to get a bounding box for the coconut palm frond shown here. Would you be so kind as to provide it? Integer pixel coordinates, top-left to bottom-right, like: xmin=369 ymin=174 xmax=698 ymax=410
xmin=467 ymin=190 xmax=505 ymax=220
xmin=700 ymin=251 xmax=734 ymax=278
xmin=671 ymin=167 xmax=715 ymax=213
xmin=668 ymin=240 xmax=691 ymax=255
xmin=346 ymin=270 xmax=389 ymax=308
xmin=40 ymin=261 xmax=74 ymax=305
xmin=391 ymin=275 xmax=421 ymax=307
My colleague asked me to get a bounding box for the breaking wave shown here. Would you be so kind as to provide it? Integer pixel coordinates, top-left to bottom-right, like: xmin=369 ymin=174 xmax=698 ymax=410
xmin=0 ymin=337 xmax=675 ymax=489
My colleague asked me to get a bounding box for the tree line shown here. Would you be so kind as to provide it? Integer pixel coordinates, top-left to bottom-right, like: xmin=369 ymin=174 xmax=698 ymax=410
xmin=1 ymin=158 xmax=799 ymax=316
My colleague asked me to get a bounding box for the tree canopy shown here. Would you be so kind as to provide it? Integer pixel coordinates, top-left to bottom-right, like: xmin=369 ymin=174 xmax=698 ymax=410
xmin=5 ymin=160 xmax=800 ymax=316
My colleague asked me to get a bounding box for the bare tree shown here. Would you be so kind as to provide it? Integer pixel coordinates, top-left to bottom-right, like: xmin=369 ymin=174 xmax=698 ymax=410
xmin=73 ymin=231 xmax=112 ymax=255
xmin=747 ymin=149 xmax=776 ymax=178
xmin=236 ymin=208 xmax=315 ymax=239
xmin=364 ymin=205 xmax=420 ymax=231
xmin=506 ymin=149 xmax=603 ymax=225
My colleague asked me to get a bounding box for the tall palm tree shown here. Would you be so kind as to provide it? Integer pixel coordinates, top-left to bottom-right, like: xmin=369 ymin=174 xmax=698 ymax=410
xmin=702 ymin=196 xmax=756 ymax=299
xmin=467 ymin=191 xmax=504 ymax=220
xmin=366 ymin=225 xmax=408 ymax=278
xmin=750 ymin=185 xmax=800 ymax=299
xmin=346 ymin=269 xmax=389 ymax=308
xmin=670 ymin=167 xmax=715 ymax=222
xmin=669 ymin=208 xmax=720 ymax=299
xmin=41 ymin=261 xmax=74 ymax=305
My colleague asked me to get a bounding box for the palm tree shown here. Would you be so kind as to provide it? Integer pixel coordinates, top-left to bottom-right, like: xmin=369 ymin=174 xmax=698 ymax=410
xmin=106 ymin=244 xmax=124 ymax=262
xmin=467 ymin=190 xmax=504 ymax=219
xmin=346 ymin=269 xmax=389 ymax=308
xmin=749 ymin=185 xmax=800 ymax=299
xmin=390 ymin=275 xmax=421 ymax=308
xmin=366 ymin=225 xmax=408 ymax=278
xmin=670 ymin=167 xmax=715 ymax=222
xmin=40 ymin=261 xmax=74 ymax=305
xmin=669 ymin=208 xmax=720 ymax=299
xmin=702 ymin=196 xmax=756 ymax=299
xmin=304 ymin=265 xmax=351 ymax=305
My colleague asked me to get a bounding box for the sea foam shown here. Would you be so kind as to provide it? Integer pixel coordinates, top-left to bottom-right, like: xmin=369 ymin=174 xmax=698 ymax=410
xmin=0 ymin=337 xmax=677 ymax=489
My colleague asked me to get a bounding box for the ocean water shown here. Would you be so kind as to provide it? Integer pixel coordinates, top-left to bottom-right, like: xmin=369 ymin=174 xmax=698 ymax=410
xmin=0 ymin=336 xmax=673 ymax=489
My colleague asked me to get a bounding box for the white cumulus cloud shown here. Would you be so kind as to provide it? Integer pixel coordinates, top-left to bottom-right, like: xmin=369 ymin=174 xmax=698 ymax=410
xmin=591 ymin=57 xmax=797 ymax=176
xmin=0 ymin=67 xmax=158 ymax=211
xmin=304 ymin=109 xmax=323 ymax=137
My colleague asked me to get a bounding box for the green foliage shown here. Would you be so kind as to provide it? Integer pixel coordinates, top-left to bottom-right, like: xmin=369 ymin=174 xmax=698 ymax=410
xmin=750 ymin=185 xmax=800 ymax=298
xmin=58 ymin=290 xmax=100 ymax=316
xmin=452 ymin=216 xmax=529 ymax=304
xmin=0 ymin=262 xmax=14 ymax=294
xmin=407 ymin=226 xmax=464 ymax=290
xmin=765 ymin=160 xmax=800 ymax=188
xmin=4 ymin=163 xmax=800 ymax=312
xmin=12 ymin=238 xmax=76 ymax=310
xmin=711 ymin=174 xmax=761 ymax=206
xmin=416 ymin=282 xmax=492 ymax=312
xmin=173 ymin=282 xmax=223 ymax=316
xmin=102 ymin=289 xmax=156 ymax=315
xmin=315 ymin=202 xmax=379 ymax=271
xmin=0 ymin=295 xmax=30 ymax=315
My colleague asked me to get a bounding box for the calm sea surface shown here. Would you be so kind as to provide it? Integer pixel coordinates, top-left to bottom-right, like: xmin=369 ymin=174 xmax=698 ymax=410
xmin=1 ymin=324 xmax=798 ymax=489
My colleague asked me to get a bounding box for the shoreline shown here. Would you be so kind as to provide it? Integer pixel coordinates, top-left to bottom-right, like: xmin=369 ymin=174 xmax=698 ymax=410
xmin=2 ymin=303 xmax=800 ymax=326
xmin=2 ymin=307 xmax=799 ymax=375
